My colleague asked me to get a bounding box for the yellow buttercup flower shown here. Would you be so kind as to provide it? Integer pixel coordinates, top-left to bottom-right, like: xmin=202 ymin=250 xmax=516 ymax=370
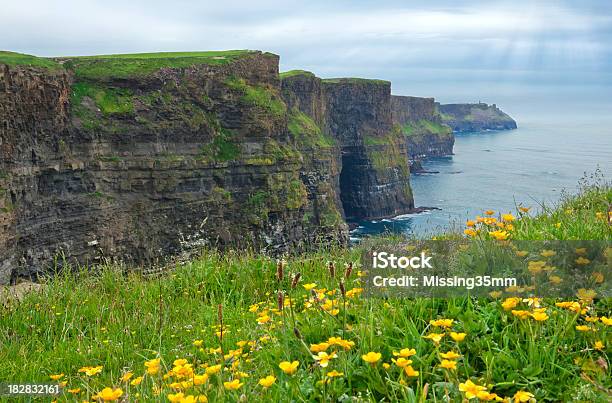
xmin=459 ymin=379 xmax=487 ymax=399
xmin=404 ymin=366 xmax=419 ymax=377
xmin=78 ymin=365 xmax=103 ymax=376
xmin=193 ymin=374 xmax=208 ymax=385
xmin=327 ymin=370 xmax=344 ymax=377
xmin=258 ymin=375 xmax=276 ymax=388
xmin=223 ymin=379 xmax=243 ymax=390
xmin=575 ymin=257 xmax=590 ymax=265
xmin=518 ymin=206 xmax=530 ymax=213
xmin=575 ymin=325 xmax=593 ymax=332
xmin=393 ymin=348 xmax=417 ymax=358
xmin=540 ymin=249 xmax=556 ymax=257
xmin=120 ymin=371 xmax=133 ymax=382
xmin=594 ymin=341 xmax=604 ymax=351
xmin=361 ymin=352 xmax=382 ymax=365
xmin=450 ymin=332 xmax=467 ymax=342
xmin=501 ymin=213 xmax=515 ymax=222
xmin=464 ymin=228 xmax=477 ymax=237
xmin=93 ymin=387 xmax=123 ymax=401
xmin=501 ymin=297 xmax=520 ymax=310
xmin=484 ymin=210 xmax=495 ymax=216
xmin=67 ymin=388 xmax=81 ymax=394
xmin=144 ymin=358 xmax=161 ymax=375
xmin=314 ymin=351 xmax=337 ymax=368
xmin=205 ymin=364 xmax=221 ymax=375
xmin=531 ymin=311 xmax=549 ymax=321
xmin=466 ymin=220 xmax=476 ymax=227
xmin=601 ymin=317 xmax=612 ymax=326
xmin=193 ymin=340 xmax=203 ymax=347
xmin=279 ymin=361 xmax=300 ymax=375
xmin=439 ymin=360 xmax=457 ymax=370
xmin=424 ymin=333 xmax=444 ymax=344
xmin=489 ymin=230 xmax=509 ymax=240
xmin=429 ymin=318 xmax=454 ymax=328
xmin=310 ymin=342 xmax=329 ymax=353
xmin=516 ymin=250 xmax=529 ymax=257
xmin=391 ymin=357 xmax=412 ymax=368
xmin=514 ymin=390 xmax=535 ymax=402
xmin=511 ymin=310 xmax=531 ymax=319
xmin=49 ymin=373 xmax=64 ymax=381
xmin=303 ymin=283 xmax=317 ymax=291
xmin=130 ymin=376 xmax=143 ymax=386
xmin=440 ymin=351 xmax=461 ymax=359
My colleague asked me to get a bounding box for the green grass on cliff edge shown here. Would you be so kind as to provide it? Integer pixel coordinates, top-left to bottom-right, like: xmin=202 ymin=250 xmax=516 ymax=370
xmin=0 ymin=51 xmax=62 ymax=70
xmin=0 ymin=186 xmax=610 ymax=402
xmin=323 ymin=77 xmax=390 ymax=86
xmin=60 ymin=50 xmax=257 ymax=80
xmin=279 ymin=70 xmax=316 ymax=79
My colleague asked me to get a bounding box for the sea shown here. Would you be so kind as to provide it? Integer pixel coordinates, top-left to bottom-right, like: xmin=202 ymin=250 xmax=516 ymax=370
xmin=350 ymin=109 xmax=612 ymax=240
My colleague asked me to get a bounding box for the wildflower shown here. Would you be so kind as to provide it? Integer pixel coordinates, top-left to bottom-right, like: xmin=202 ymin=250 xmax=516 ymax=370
xmin=193 ymin=374 xmax=208 ymax=385
xmin=601 ymin=317 xmax=612 ymax=326
xmin=144 ymin=358 xmax=161 ymax=375
xmin=257 ymin=315 xmax=271 ymax=325
xmin=592 ymin=272 xmax=604 ymax=283
xmin=575 ymin=257 xmax=590 ymax=265
xmin=361 ymin=352 xmax=382 ymax=365
xmin=450 ymin=332 xmax=467 ymax=342
xmin=575 ymin=325 xmax=593 ymax=332
xmin=512 ymin=310 xmax=531 ymax=319
xmin=531 ymin=311 xmax=549 ymax=321
xmin=484 ymin=217 xmax=497 ymax=225
xmin=314 ymin=351 xmax=337 ymax=368
xmin=223 ymin=379 xmax=243 ymax=390
xmin=120 ymin=371 xmax=133 ymax=382
xmin=93 ymin=387 xmax=123 ymax=401
xmin=430 ymin=318 xmax=454 ymax=328
xmin=392 ymin=357 xmax=412 ymax=368
xmin=489 ymin=291 xmax=503 ymax=298
xmin=540 ymin=249 xmax=556 ymax=257
xmin=514 ymin=390 xmax=535 ymax=402
xmin=464 ymin=228 xmax=477 ymax=237
xmin=501 ymin=213 xmax=515 ymax=222
xmin=404 ymin=366 xmax=419 ymax=377
xmin=393 ymin=348 xmax=417 ymax=357
xmin=549 ymin=275 xmax=562 ymax=284
xmin=576 ymin=288 xmax=596 ymax=302
xmin=205 ymin=364 xmax=221 ymax=375
xmin=527 ymin=261 xmax=546 ymax=274
xmin=440 ymin=351 xmax=461 ymax=359
xmin=585 ymin=316 xmax=599 ymax=322
xmin=440 ymin=360 xmax=457 ymax=370
xmin=258 ymin=375 xmax=276 ymax=388
xmin=516 ymin=250 xmax=529 ymax=257
xmin=484 ymin=210 xmax=495 ymax=216
xmin=466 ymin=220 xmax=476 ymax=227
xmin=554 ymin=222 xmax=561 ymax=228
xmin=78 ymin=365 xmax=103 ymax=376
xmin=459 ymin=379 xmax=487 ymax=399
xmin=49 ymin=373 xmax=64 ymax=381
xmin=424 ymin=333 xmax=445 ymax=344
xmin=67 ymin=388 xmax=81 ymax=394
xmin=489 ymin=230 xmax=509 ymax=240
xmin=327 ymin=370 xmax=344 ymax=377
xmin=130 ymin=376 xmax=143 ymax=386
xmin=193 ymin=340 xmax=203 ymax=347
xmin=501 ymin=297 xmax=520 ymax=310
xmin=523 ymin=297 xmax=541 ymax=307
xmin=382 ymin=363 xmax=391 ymax=370
xmin=575 ymin=247 xmax=587 ymax=255
xmin=345 ymin=288 xmax=363 ymax=298
xmin=327 ymin=337 xmax=355 ymax=350
xmin=594 ymin=341 xmax=604 ymax=351
xmin=519 ymin=206 xmax=530 ymax=213
xmin=279 ymin=361 xmax=300 ymax=375
xmin=310 ymin=342 xmax=330 ymax=353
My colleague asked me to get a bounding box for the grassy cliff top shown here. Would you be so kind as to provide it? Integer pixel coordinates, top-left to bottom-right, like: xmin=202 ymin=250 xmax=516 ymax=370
xmin=279 ymin=69 xmax=316 ymax=79
xmin=322 ymin=77 xmax=390 ymax=86
xmin=58 ymin=50 xmax=259 ymax=81
xmin=0 ymin=51 xmax=62 ymax=70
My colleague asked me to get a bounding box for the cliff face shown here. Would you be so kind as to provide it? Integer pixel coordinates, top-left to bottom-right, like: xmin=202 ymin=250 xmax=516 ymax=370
xmin=282 ymin=73 xmax=414 ymax=222
xmin=0 ymin=52 xmax=353 ymax=283
xmin=390 ymin=95 xmax=454 ymax=170
xmin=439 ymin=103 xmax=517 ymax=132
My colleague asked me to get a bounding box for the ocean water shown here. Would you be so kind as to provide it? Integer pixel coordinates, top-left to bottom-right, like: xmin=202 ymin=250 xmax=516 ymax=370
xmin=351 ymin=115 xmax=612 ymax=239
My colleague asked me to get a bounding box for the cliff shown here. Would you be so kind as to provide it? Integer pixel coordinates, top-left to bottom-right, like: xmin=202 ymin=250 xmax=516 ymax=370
xmin=390 ymin=95 xmax=454 ymax=170
xmin=0 ymin=52 xmax=415 ymax=283
xmin=438 ymin=102 xmax=517 ymax=132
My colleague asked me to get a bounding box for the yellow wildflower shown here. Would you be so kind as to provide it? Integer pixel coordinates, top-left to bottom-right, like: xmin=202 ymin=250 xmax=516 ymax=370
xmin=601 ymin=317 xmax=612 ymax=326
xmin=223 ymin=379 xmax=243 ymax=390
xmin=594 ymin=341 xmax=604 ymax=351
xmin=193 ymin=340 xmax=203 ymax=347
xmin=314 ymin=351 xmax=337 ymax=368
xmin=144 ymin=358 xmax=161 ymax=375
xmin=430 ymin=318 xmax=454 ymax=328
xmin=205 ymin=364 xmax=221 ymax=375
xmin=575 ymin=325 xmax=592 ymax=332
xmin=450 ymin=332 xmax=467 ymax=342
xmin=440 ymin=351 xmax=461 ymax=359
xmin=393 ymin=348 xmax=417 ymax=357
xmin=258 ymin=375 xmax=276 ymax=388
xmin=279 ymin=361 xmax=300 ymax=375
xmin=439 ymin=360 xmax=457 ymax=370
xmin=361 ymin=352 xmax=382 ymax=365
xmin=78 ymin=366 xmax=103 ymax=376
xmin=327 ymin=370 xmax=344 ymax=377
xmin=93 ymin=387 xmax=123 ymax=401
xmin=391 ymin=357 xmax=412 ymax=368
xmin=310 ymin=342 xmax=330 ymax=353
xmin=575 ymin=257 xmax=590 ymax=265
xmin=514 ymin=390 xmax=534 ymax=402
xmin=511 ymin=310 xmax=531 ymax=319
xmin=501 ymin=213 xmax=515 ymax=222
xmin=130 ymin=376 xmax=143 ymax=386
xmin=501 ymin=297 xmax=520 ymax=310
xmin=49 ymin=373 xmax=64 ymax=381
xmin=459 ymin=379 xmax=487 ymax=399
xmin=404 ymin=366 xmax=419 ymax=377
xmin=120 ymin=371 xmax=133 ymax=382
xmin=424 ymin=333 xmax=445 ymax=344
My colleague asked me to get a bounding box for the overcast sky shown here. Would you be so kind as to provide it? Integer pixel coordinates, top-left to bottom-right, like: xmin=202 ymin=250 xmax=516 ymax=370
xmin=2 ymin=0 xmax=611 ymax=117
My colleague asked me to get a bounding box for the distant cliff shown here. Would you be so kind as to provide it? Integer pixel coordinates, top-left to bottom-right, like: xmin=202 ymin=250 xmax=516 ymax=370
xmin=0 ymin=51 xmax=415 ymax=283
xmin=438 ymin=102 xmax=517 ymax=132
xmin=391 ymin=95 xmax=454 ymax=171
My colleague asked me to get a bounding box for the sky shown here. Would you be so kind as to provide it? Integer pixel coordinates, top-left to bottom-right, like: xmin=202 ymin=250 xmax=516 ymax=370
xmin=2 ymin=0 xmax=611 ymax=120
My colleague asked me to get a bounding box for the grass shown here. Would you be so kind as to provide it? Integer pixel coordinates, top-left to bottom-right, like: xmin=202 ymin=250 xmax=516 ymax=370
xmin=225 ymin=77 xmax=286 ymax=118
xmin=401 ymin=120 xmax=452 ymax=137
xmin=322 ymin=78 xmax=390 ymax=86
xmin=61 ymin=51 xmax=255 ymax=81
xmin=287 ymin=109 xmax=335 ymax=149
xmin=279 ymin=70 xmax=316 ymax=79
xmin=0 ymin=51 xmax=62 ymax=70
xmin=0 ymin=187 xmax=610 ymax=402
xmin=71 ymin=82 xmax=134 ymax=116
xmin=199 ymin=128 xmax=241 ymax=163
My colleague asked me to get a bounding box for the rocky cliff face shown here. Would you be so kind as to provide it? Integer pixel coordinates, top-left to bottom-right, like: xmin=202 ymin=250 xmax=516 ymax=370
xmin=282 ymin=73 xmax=414 ymax=222
xmin=391 ymin=95 xmax=454 ymax=170
xmin=439 ymin=103 xmax=517 ymax=132
xmin=0 ymin=52 xmax=354 ymax=283
xmin=0 ymin=53 xmax=417 ymax=283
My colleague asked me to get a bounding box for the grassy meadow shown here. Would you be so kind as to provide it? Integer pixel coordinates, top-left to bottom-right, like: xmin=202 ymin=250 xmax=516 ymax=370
xmin=0 ymin=185 xmax=610 ymax=402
